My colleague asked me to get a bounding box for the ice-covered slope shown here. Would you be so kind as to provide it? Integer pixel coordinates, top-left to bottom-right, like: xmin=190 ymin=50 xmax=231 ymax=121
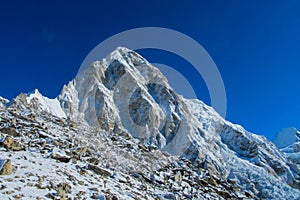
xmin=52 ymin=47 xmax=300 ymax=198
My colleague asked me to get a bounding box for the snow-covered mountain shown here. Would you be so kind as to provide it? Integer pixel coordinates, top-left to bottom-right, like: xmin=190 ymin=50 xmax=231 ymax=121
xmin=1 ymin=47 xmax=300 ymax=199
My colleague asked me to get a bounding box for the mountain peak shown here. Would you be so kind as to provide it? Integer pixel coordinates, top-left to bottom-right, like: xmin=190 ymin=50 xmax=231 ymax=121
xmin=102 ymin=46 xmax=149 ymax=68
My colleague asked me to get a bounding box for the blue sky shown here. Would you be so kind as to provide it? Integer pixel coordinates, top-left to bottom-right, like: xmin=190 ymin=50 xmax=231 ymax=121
xmin=0 ymin=0 xmax=300 ymax=140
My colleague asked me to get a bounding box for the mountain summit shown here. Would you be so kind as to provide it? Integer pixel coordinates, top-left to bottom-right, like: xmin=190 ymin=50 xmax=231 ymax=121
xmin=0 ymin=47 xmax=300 ymax=199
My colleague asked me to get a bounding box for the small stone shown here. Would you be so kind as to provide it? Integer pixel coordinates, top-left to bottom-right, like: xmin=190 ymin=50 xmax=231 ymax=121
xmin=27 ymin=182 xmax=34 ymax=187
xmin=27 ymin=172 xmax=35 ymax=177
xmin=78 ymin=180 xmax=84 ymax=185
xmin=70 ymin=123 xmax=77 ymax=129
xmin=0 ymin=184 xmax=7 ymax=190
xmin=76 ymin=191 xmax=86 ymax=198
xmin=6 ymin=190 xmax=14 ymax=195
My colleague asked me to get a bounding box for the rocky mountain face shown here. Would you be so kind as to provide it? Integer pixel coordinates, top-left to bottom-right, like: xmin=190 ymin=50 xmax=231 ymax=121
xmin=0 ymin=47 xmax=300 ymax=199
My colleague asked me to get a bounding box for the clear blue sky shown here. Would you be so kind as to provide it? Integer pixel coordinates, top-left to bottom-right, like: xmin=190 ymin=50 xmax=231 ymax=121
xmin=1 ymin=0 xmax=300 ymax=140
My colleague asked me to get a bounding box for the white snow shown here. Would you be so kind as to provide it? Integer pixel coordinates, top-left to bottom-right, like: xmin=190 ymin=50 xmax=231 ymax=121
xmin=27 ymin=89 xmax=66 ymax=118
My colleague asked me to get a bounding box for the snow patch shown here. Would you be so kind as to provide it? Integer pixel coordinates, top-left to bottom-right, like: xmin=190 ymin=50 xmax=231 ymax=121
xmin=27 ymin=89 xmax=66 ymax=118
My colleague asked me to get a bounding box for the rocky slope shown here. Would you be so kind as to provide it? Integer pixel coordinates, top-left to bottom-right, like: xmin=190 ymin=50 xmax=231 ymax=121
xmin=0 ymin=47 xmax=300 ymax=199
xmin=0 ymin=94 xmax=248 ymax=199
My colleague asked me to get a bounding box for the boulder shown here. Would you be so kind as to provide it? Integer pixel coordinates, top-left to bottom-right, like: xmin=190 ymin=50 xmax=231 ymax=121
xmin=52 ymin=152 xmax=71 ymax=163
xmin=88 ymin=164 xmax=112 ymax=177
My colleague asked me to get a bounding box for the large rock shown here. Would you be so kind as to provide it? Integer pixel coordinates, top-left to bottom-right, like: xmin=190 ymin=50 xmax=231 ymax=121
xmin=51 ymin=148 xmax=71 ymax=163
xmin=88 ymin=164 xmax=112 ymax=177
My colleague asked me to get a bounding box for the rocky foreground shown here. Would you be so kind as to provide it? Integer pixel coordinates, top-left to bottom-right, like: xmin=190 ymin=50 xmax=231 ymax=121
xmin=0 ymin=95 xmax=249 ymax=199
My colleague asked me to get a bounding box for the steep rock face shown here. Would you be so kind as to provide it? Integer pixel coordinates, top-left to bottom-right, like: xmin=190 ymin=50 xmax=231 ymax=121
xmin=24 ymin=47 xmax=300 ymax=198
